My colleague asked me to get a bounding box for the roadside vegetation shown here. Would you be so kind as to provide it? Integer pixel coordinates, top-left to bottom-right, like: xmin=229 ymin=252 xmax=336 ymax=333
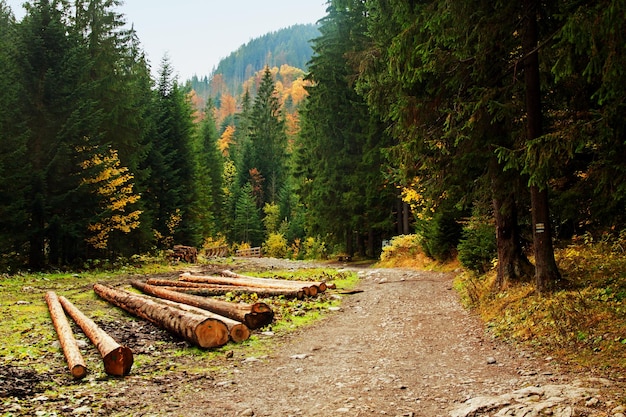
xmin=378 ymin=233 xmax=626 ymax=378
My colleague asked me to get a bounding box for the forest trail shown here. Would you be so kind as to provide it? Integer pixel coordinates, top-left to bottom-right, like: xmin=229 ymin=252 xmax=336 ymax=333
xmin=125 ymin=261 xmax=621 ymax=417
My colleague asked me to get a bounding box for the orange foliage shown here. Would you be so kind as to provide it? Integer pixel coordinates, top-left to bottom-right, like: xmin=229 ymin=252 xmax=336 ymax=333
xmin=218 ymin=125 xmax=236 ymax=157
xmin=187 ymin=90 xmax=205 ymax=123
xmin=217 ymin=93 xmax=237 ymax=126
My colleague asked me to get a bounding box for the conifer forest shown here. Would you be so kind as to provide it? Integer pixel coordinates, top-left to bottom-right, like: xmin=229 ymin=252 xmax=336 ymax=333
xmin=1 ymin=0 xmax=625 ymax=294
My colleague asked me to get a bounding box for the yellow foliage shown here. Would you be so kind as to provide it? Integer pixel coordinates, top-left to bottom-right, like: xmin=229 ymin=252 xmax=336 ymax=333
xmin=218 ymin=125 xmax=236 ymax=156
xmin=81 ymin=149 xmax=142 ymax=250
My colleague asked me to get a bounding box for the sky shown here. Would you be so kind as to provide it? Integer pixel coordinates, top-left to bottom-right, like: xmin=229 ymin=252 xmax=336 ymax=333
xmin=6 ymin=0 xmax=328 ymax=81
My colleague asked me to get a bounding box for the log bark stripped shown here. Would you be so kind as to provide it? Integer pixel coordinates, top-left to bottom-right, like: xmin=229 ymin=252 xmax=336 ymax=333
xmin=145 ymin=279 xmax=306 ymax=299
xmin=131 ymin=281 xmax=273 ymax=330
xmin=220 ymin=270 xmax=328 ymax=293
xmin=58 ymin=295 xmax=133 ymax=376
xmin=93 ymin=284 xmax=229 ymax=348
xmin=179 ymin=271 xmax=326 ymax=297
xmin=127 ymin=282 xmax=251 ymax=342
xmin=45 ymin=291 xmax=88 ymax=379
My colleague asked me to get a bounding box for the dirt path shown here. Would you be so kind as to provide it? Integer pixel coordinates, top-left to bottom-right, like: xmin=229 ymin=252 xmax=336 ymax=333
xmin=119 ymin=263 xmax=621 ymax=417
xmin=4 ymin=261 xmax=623 ymax=416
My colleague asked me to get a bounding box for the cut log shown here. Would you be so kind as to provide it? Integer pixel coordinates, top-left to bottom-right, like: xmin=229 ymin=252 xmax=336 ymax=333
xmin=92 ymin=283 xmax=229 ymax=348
xmin=126 ymin=285 xmax=250 ymax=343
xmin=145 ymin=280 xmax=306 ymax=299
xmin=179 ymin=271 xmax=324 ymax=297
xmin=219 ymin=270 xmax=328 ymax=293
xmin=57 ymin=295 xmax=133 ymax=377
xmin=131 ymin=281 xmax=273 ymax=330
xmin=45 ymin=291 xmax=87 ymax=379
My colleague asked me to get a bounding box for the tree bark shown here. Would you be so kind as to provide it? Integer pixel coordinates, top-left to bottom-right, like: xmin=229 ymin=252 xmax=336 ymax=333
xmin=92 ymin=284 xmax=229 ymax=348
xmin=126 ymin=287 xmax=250 ymax=343
xmin=145 ymin=279 xmax=306 ymax=299
xmin=219 ymin=270 xmax=328 ymax=293
xmin=58 ymin=295 xmax=133 ymax=376
xmin=522 ymin=0 xmax=561 ymax=293
xmin=131 ymin=280 xmax=273 ymax=330
xmin=178 ymin=271 xmax=325 ymax=297
xmin=493 ymin=192 xmax=534 ymax=288
xmin=45 ymin=291 xmax=88 ymax=379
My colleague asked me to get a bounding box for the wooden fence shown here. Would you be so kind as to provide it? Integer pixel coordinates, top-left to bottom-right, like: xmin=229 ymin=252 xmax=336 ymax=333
xmin=235 ymin=247 xmax=262 ymax=258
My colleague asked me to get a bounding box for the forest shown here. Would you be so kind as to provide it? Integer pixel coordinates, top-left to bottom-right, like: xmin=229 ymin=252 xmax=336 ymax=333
xmin=0 ymin=0 xmax=625 ymax=296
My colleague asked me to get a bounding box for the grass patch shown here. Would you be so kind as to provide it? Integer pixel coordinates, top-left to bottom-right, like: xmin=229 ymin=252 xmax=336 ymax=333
xmin=0 ymin=260 xmax=357 ymax=405
xmin=455 ymin=239 xmax=626 ymax=376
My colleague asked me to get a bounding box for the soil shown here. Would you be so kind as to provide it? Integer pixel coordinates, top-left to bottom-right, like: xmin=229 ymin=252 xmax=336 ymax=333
xmin=1 ymin=258 xmax=624 ymax=416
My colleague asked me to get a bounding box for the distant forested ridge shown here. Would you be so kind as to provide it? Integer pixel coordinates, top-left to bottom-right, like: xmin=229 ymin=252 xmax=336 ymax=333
xmin=188 ymin=24 xmax=319 ymax=99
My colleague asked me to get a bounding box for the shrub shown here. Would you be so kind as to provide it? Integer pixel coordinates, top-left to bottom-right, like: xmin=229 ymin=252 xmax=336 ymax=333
xmin=418 ymin=209 xmax=463 ymax=262
xmin=457 ymin=220 xmax=497 ymax=274
xmin=302 ymin=236 xmax=327 ymax=260
xmin=262 ymin=233 xmax=288 ymax=258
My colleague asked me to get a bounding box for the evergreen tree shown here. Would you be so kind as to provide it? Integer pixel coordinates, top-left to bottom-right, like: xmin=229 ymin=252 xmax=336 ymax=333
xmin=233 ymin=183 xmax=263 ymax=246
xmin=144 ymin=57 xmax=199 ymax=248
xmin=0 ymin=2 xmax=29 ymax=265
xmin=194 ymin=101 xmax=224 ymax=238
xmin=296 ymin=0 xmax=397 ymax=257
xmin=247 ymin=66 xmax=288 ymax=206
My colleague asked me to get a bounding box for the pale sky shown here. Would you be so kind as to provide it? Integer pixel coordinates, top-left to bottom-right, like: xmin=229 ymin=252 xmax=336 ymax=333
xmin=6 ymin=0 xmax=328 ymax=81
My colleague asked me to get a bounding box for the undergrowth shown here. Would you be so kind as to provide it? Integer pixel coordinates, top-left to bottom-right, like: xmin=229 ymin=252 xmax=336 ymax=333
xmin=455 ymin=236 xmax=626 ymax=377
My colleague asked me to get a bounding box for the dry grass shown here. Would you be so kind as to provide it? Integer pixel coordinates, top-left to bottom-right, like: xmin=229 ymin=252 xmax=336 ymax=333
xmin=455 ymin=238 xmax=626 ymax=377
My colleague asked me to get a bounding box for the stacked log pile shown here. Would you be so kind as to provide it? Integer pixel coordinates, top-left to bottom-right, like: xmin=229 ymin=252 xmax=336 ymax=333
xmin=47 ymin=269 xmax=333 ymax=378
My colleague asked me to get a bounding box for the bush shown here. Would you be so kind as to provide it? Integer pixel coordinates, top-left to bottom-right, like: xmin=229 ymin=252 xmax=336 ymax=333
xmin=418 ymin=209 xmax=463 ymax=262
xmin=457 ymin=220 xmax=497 ymax=274
xmin=302 ymin=236 xmax=327 ymax=260
xmin=262 ymin=233 xmax=288 ymax=258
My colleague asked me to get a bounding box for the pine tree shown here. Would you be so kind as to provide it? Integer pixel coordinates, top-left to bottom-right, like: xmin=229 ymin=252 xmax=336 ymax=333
xmin=144 ymin=57 xmax=199 ymax=248
xmin=247 ymin=66 xmax=288 ymax=206
xmin=0 ymin=2 xmax=29 ymax=264
xmin=233 ymin=183 xmax=263 ymax=246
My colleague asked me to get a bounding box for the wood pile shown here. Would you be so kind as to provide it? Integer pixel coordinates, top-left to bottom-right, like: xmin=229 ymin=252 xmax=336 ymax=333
xmin=167 ymin=245 xmax=198 ymax=263
xmin=47 ymin=269 xmax=334 ymax=379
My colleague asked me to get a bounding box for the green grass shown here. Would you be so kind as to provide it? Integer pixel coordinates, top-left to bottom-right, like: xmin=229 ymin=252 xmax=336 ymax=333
xmin=0 ymin=261 xmax=358 ymax=406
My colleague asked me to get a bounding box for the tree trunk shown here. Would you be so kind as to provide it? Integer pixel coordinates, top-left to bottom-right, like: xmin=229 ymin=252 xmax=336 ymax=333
xmin=58 ymin=295 xmax=133 ymax=376
xmin=131 ymin=280 xmax=273 ymax=330
xmin=522 ymin=0 xmax=561 ymax=293
xmin=92 ymin=284 xmax=229 ymax=348
xmin=145 ymin=279 xmax=306 ymax=299
xmin=490 ymin=154 xmax=534 ymax=288
xmin=45 ymin=291 xmax=87 ymax=379
xmin=493 ymin=193 xmax=534 ymax=288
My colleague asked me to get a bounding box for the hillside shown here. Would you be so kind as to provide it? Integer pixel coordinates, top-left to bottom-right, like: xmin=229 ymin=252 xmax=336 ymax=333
xmin=188 ymin=24 xmax=319 ymax=102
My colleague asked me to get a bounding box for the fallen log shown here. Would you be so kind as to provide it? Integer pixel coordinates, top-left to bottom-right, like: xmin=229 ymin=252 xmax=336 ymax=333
xmin=45 ymin=291 xmax=88 ymax=379
xmin=145 ymin=280 xmax=306 ymax=299
xmin=131 ymin=281 xmax=273 ymax=330
xmin=180 ymin=272 xmax=323 ymax=297
xmin=127 ymin=287 xmax=250 ymax=343
xmin=57 ymin=295 xmax=133 ymax=376
xmin=93 ymin=284 xmax=229 ymax=349
xmin=220 ymin=270 xmax=328 ymax=293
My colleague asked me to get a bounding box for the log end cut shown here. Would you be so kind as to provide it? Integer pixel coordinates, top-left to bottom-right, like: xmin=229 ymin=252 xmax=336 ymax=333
xmin=228 ymin=323 xmax=251 ymax=343
xmin=70 ymin=364 xmax=88 ymax=380
xmin=243 ymin=311 xmax=274 ymax=330
xmin=196 ymin=319 xmax=230 ymax=348
xmin=103 ymin=346 xmax=134 ymax=376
